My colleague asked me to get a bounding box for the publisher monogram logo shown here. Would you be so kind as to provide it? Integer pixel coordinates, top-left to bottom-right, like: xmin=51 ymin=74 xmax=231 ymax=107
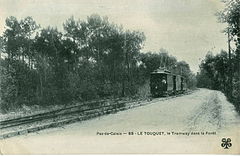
xmin=221 ymin=138 xmax=232 ymax=149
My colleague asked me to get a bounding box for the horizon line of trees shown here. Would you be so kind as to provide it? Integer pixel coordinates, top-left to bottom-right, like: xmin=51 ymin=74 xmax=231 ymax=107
xmin=0 ymin=14 xmax=196 ymax=113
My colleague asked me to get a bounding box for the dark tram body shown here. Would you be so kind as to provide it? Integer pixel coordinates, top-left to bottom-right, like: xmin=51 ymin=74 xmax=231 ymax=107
xmin=150 ymin=68 xmax=186 ymax=97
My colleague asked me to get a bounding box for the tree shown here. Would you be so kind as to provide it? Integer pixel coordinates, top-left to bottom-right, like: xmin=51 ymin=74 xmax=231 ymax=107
xmin=63 ymin=15 xmax=145 ymax=97
xmin=3 ymin=16 xmax=39 ymax=63
xmin=197 ymin=50 xmax=229 ymax=91
xmin=217 ymin=0 xmax=240 ymax=111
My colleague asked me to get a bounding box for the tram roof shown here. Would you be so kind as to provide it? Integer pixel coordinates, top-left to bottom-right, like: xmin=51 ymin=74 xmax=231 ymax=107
xmin=151 ymin=68 xmax=171 ymax=74
xmin=151 ymin=68 xmax=185 ymax=78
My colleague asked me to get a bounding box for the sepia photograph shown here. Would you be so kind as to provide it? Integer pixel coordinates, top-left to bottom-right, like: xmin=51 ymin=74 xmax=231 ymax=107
xmin=0 ymin=0 xmax=240 ymax=154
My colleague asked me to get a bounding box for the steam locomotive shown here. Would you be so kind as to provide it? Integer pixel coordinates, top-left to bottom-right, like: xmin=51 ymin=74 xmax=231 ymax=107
xmin=150 ymin=68 xmax=186 ymax=97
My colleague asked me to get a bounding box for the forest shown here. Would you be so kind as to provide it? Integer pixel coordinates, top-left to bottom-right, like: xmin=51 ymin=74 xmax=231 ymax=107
xmin=1 ymin=1 xmax=239 ymax=115
xmin=197 ymin=0 xmax=240 ymax=112
xmin=0 ymin=14 xmax=195 ymax=113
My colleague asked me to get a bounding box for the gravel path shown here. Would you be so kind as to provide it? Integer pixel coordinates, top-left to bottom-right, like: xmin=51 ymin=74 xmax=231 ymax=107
xmin=1 ymin=88 xmax=239 ymax=154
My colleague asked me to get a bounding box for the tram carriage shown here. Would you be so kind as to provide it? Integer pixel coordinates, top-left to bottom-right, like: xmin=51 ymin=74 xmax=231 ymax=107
xmin=150 ymin=68 xmax=186 ymax=97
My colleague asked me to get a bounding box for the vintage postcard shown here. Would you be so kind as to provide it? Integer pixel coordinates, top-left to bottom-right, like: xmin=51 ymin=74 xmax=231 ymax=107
xmin=0 ymin=0 xmax=240 ymax=154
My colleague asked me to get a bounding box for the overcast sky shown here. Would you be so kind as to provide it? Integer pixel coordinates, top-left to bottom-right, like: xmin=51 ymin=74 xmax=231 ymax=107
xmin=0 ymin=0 xmax=228 ymax=72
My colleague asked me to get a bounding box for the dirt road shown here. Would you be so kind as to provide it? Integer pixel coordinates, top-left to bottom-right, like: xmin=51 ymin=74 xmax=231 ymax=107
xmin=1 ymin=89 xmax=240 ymax=154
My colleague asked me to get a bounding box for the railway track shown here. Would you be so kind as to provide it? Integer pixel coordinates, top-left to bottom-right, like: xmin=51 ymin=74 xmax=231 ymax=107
xmin=0 ymin=98 xmax=127 ymax=129
xmin=0 ymin=99 xmax=108 ymax=129
xmin=0 ymin=90 xmax=195 ymax=139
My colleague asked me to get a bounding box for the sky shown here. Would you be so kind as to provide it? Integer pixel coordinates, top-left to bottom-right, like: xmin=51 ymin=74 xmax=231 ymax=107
xmin=0 ymin=0 xmax=228 ymax=72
